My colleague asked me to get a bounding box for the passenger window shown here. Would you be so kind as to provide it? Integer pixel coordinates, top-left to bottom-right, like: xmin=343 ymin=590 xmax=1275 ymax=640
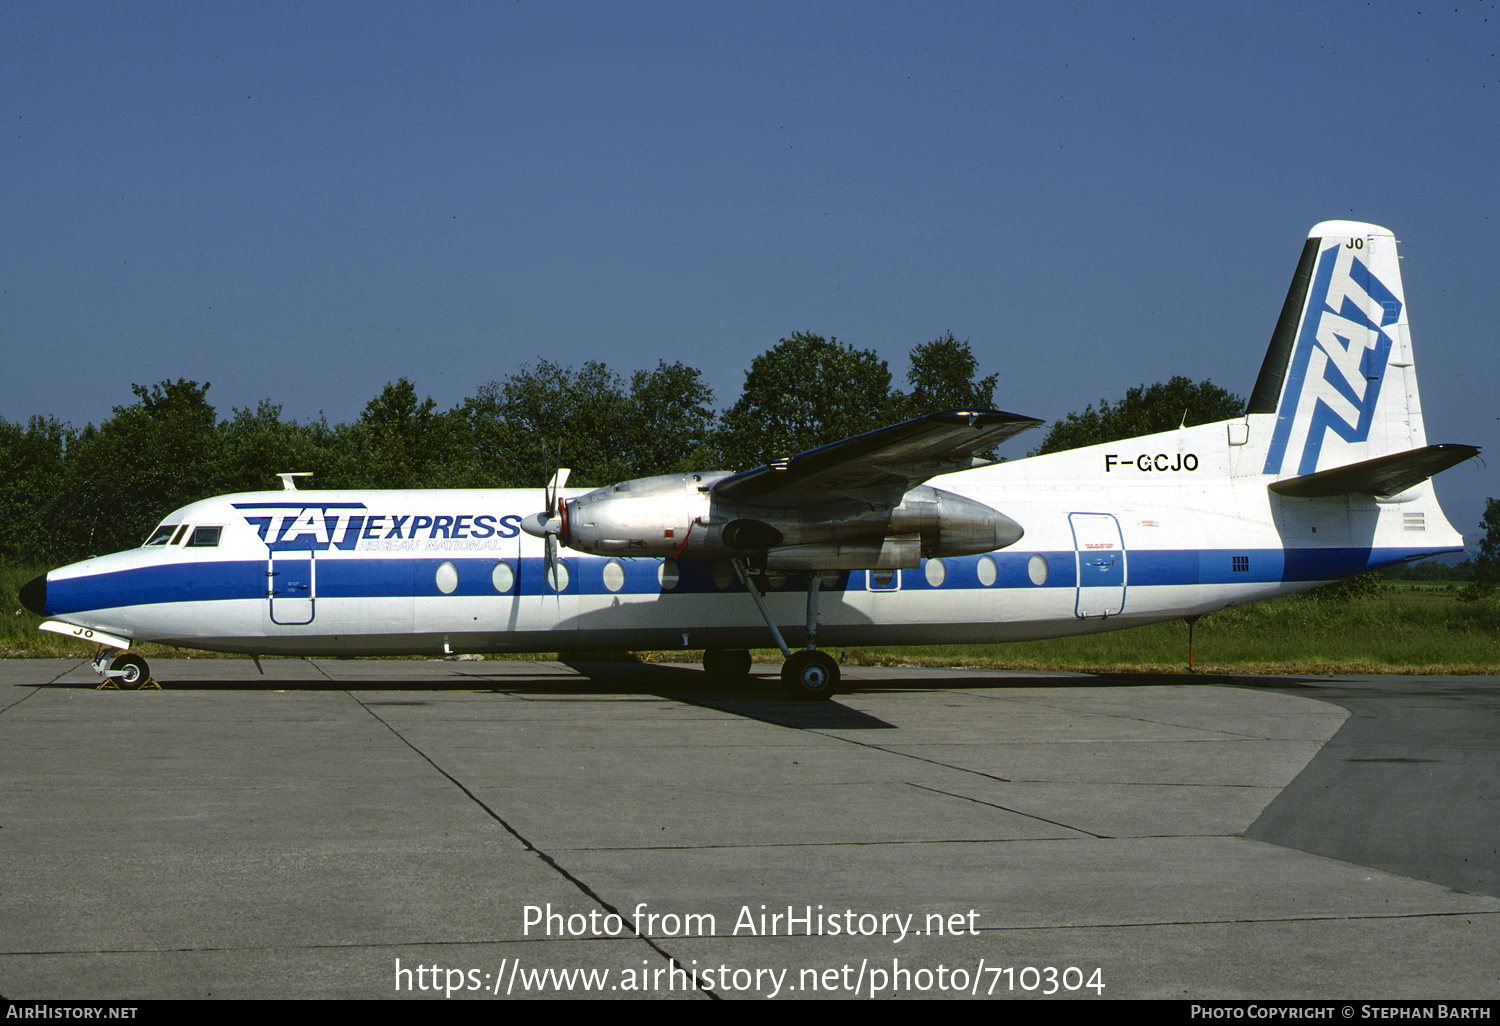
xmin=186 ymin=526 xmax=222 ymax=548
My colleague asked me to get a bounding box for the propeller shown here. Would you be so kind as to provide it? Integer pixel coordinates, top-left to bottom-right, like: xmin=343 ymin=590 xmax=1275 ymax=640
xmin=519 ymin=444 xmax=570 ymax=595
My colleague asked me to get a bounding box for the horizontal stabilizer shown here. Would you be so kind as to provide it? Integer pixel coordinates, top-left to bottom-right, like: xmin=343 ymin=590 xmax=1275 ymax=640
xmin=1267 ymin=444 xmax=1479 ymax=498
xmin=714 ymin=408 xmax=1041 ymax=507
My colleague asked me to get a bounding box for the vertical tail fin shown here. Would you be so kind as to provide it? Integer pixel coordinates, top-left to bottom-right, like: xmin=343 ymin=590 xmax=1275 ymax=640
xmin=1252 ymin=222 xmax=1424 ymax=478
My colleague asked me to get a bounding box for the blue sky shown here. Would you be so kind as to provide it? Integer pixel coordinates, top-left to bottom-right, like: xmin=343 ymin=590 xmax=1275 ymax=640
xmin=3 ymin=1 xmax=1496 ymax=537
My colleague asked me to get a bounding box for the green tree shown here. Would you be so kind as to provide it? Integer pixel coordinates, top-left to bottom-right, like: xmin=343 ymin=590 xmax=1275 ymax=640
xmin=900 ymin=332 xmax=999 ymax=419
xmin=216 ymin=400 xmax=334 ymax=493
xmin=464 ymin=361 xmax=633 ymax=488
xmin=622 ymin=361 xmax=717 ymax=476
xmin=1460 ymin=498 xmax=1500 ymax=601
xmin=59 ymin=380 xmax=223 ymax=556
xmin=1031 ymin=376 xmax=1246 ymax=455
xmin=349 ymin=379 xmax=480 ymax=489
xmin=464 ymin=359 xmax=719 ymax=486
xmin=716 ymin=332 xmax=896 ymax=471
xmin=1379 ymin=558 xmax=1473 ymax=582
xmin=0 ymin=415 xmax=75 ymax=565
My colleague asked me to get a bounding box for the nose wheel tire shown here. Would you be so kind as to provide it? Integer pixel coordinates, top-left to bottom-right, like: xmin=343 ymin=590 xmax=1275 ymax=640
xmin=780 ymin=650 xmax=838 ymax=701
xmin=110 ymin=654 xmax=150 ymax=690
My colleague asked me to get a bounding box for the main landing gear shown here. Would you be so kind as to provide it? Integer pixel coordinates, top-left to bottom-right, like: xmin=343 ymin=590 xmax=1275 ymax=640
xmin=780 ymin=649 xmax=838 ymax=700
xmin=729 ymin=558 xmax=841 ymax=702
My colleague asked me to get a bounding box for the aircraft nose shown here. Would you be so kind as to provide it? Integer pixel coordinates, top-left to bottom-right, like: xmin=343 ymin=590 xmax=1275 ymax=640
xmin=19 ymin=573 xmax=47 ymax=616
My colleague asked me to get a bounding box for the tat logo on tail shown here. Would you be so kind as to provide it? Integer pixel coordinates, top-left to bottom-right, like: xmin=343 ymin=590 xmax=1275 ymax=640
xmin=1264 ymin=240 xmax=1403 ymax=476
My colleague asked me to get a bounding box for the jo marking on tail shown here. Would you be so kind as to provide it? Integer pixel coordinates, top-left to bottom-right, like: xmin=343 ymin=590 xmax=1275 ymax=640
xmin=21 ymin=221 xmax=1478 ymax=699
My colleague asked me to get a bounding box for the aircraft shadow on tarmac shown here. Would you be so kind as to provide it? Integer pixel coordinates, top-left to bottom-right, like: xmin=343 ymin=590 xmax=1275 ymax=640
xmin=36 ymin=659 xmax=903 ymax=730
xmin=34 ymin=660 xmax=1339 ymax=733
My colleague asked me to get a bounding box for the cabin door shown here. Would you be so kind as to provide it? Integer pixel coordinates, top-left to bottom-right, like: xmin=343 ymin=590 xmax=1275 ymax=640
xmin=1070 ymin=513 xmax=1126 ymax=618
xmin=267 ymin=549 xmax=316 ymax=625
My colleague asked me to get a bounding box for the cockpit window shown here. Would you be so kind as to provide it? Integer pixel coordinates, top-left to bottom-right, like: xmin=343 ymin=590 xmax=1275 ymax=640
xmin=186 ymin=526 xmax=222 ymax=547
xmin=144 ymin=525 xmax=178 ymax=547
xmin=170 ymin=525 xmax=189 ymax=545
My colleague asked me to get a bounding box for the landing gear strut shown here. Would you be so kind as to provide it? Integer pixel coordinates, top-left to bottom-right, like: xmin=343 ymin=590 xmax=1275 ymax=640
xmin=730 ymin=559 xmax=840 ymax=701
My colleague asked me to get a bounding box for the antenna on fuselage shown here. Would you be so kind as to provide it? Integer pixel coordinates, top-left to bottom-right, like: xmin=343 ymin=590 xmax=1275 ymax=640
xmin=276 ymin=473 xmax=314 ymax=491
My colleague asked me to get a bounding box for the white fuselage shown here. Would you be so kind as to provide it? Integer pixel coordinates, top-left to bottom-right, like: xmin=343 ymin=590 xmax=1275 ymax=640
xmin=33 ymin=415 xmax=1463 ymax=658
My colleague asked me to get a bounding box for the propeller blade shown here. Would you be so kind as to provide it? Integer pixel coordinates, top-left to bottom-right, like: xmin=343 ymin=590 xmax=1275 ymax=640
xmin=533 ymin=442 xmax=571 ymax=600
xmin=546 ymin=533 xmax=560 ymax=596
xmin=546 ymin=467 xmax=571 ymax=513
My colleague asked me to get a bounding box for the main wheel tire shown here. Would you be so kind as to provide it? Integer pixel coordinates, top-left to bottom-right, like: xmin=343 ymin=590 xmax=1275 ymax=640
xmin=110 ymin=654 xmax=150 ymax=691
xmin=780 ymin=650 xmax=838 ymax=701
xmin=702 ymin=648 xmax=753 ymax=682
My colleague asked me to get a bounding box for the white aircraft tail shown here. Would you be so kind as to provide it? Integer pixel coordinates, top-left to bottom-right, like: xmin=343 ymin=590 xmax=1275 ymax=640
xmin=1246 ymin=221 xmax=1474 ymax=497
xmin=1251 ymin=221 xmax=1422 ymax=473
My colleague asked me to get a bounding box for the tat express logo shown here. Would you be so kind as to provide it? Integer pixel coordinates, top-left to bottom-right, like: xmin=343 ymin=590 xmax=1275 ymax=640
xmin=232 ymin=502 xmax=525 ymax=552
xmin=1264 ymin=240 xmax=1402 ymax=476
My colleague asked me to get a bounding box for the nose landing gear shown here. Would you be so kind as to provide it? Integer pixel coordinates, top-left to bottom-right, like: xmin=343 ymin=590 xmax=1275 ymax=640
xmin=91 ymin=651 xmax=158 ymax=690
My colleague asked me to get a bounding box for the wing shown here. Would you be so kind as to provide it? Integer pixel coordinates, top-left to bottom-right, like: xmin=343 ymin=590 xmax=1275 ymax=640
xmin=711 ymin=409 xmax=1042 ymax=508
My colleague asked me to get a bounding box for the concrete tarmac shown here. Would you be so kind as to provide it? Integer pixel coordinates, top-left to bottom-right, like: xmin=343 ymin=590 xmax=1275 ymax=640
xmin=1 ymin=657 xmax=1497 ymax=1000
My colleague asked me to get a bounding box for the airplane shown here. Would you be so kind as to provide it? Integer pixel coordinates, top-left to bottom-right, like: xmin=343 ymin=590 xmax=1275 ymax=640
xmin=18 ymin=221 xmax=1479 ymax=700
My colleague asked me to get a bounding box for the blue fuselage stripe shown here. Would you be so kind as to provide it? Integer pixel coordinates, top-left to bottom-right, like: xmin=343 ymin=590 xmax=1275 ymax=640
xmin=41 ymin=546 xmax=1439 ymax=616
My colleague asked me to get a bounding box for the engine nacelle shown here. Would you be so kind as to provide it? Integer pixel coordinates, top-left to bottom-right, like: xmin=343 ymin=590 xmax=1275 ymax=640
xmin=559 ymin=473 xmax=716 ymax=555
xmin=763 ymin=536 xmax=921 ymax=571
xmin=557 ymin=473 xmax=1023 ymax=566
